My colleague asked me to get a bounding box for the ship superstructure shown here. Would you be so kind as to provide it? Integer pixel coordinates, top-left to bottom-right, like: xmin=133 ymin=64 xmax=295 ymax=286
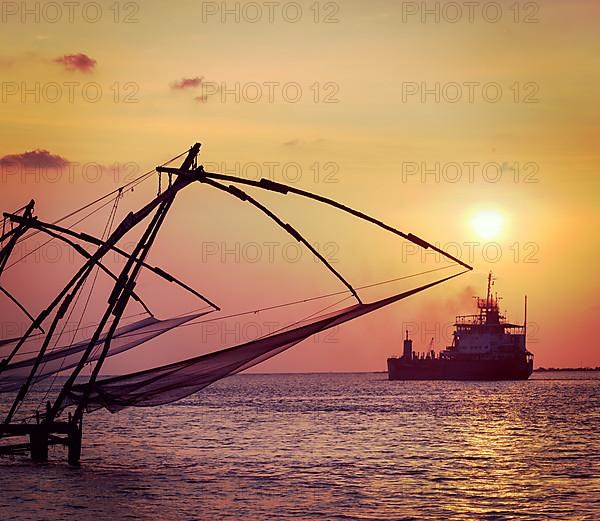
xmin=387 ymin=272 xmax=534 ymax=380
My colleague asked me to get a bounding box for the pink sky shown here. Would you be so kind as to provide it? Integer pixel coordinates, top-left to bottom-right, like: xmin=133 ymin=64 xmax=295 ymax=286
xmin=1 ymin=0 xmax=599 ymax=371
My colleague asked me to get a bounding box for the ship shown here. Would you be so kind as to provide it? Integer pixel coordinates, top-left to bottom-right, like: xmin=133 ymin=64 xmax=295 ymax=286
xmin=387 ymin=272 xmax=534 ymax=381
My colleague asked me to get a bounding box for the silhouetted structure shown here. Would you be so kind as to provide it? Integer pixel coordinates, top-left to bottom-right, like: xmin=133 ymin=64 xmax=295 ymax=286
xmin=388 ymin=272 xmax=533 ymax=380
xmin=1 ymin=142 xmax=471 ymax=464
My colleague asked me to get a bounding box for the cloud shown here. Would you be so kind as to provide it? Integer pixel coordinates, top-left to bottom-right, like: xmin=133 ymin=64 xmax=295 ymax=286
xmin=283 ymin=138 xmax=328 ymax=147
xmin=54 ymin=53 xmax=96 ymax=73
xmin=0 ymin=52 xmax=39 ymax=69
xmin=0 ymin=56 xmax=16 ymax=68
xmin=0 ymin=149 xmax=69 ymax=169
xmin=411 ymin=284 xmax=477 ymax=348
xmin=171 ymin=77 xmax=203 ymax=90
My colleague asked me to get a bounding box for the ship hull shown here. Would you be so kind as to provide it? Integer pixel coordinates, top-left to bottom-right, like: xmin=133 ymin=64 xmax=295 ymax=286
xmin=387 ymin=356 xmax=533 ymax=381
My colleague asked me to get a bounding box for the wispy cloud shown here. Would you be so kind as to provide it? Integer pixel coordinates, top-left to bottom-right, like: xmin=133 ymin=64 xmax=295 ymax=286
xmin=0 ymin=149 xmax=69 ymax=169
xmin=171 ymin=77 xmax=204 ymax=90
xmin=54 ymin=53 xmax=96 ymax=73
xmin=0 ymin=52 xmax=40 ymax=69
xmin=283 ymin=138 xmax=329 ymax=147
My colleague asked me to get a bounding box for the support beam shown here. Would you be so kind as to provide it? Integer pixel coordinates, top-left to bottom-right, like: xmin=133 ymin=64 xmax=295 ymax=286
xmin=0 ymin=422 xmax=77 ymax=463
xmin=202 ymin=177 xmax=362 ymax=304
xmin=29 ymin=428 xmax=48 ymax=462
xmin=51 ymin=143 xmax=203 ymax=423
xmin=156 ymin=166 xmax=473 ymax=271
xmin=67 ymin=420 xmax=82 ymax=466
xmin=3 ymin=146 xmax=203 ymax=423
xmin=3 ymin=214 xmax=219 ymax=311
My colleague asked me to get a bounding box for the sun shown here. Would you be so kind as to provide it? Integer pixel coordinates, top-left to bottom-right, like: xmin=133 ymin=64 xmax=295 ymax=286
xmin=470 ymin=210 xmax=504 ymax=240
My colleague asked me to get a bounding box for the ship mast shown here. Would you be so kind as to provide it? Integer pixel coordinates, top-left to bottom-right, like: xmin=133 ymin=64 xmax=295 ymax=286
xmin=524 ymin=295 xmax=528 ymax=344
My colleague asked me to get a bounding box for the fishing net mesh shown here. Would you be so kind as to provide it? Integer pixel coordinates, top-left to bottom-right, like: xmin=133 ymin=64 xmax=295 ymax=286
xmin=0 ymin=312 xmax=207 ymax=393
xmin=66 ymin=276 xmax=454 ymax=413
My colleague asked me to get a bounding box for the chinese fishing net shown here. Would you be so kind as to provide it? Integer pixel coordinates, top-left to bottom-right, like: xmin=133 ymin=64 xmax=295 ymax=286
xmin=65 ymin=273 xmax=462 ymax=413
xmin=0 ymin=312 xmax=208 ymax=393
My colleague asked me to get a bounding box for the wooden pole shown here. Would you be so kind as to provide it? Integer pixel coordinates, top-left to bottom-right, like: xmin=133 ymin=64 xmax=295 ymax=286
xmin=29 ymin=426 xmax=48 ymax=462
xmin=67 ymin=419 xmax=82 ymax=466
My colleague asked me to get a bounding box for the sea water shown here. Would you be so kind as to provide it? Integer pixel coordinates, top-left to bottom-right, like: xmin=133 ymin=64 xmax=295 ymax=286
xmin=1 ymin=372 xmax=598 ymax=520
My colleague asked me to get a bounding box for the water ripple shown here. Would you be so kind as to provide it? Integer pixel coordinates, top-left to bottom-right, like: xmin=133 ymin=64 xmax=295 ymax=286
xmin=1 ymin=371 xmax=598 ymax=520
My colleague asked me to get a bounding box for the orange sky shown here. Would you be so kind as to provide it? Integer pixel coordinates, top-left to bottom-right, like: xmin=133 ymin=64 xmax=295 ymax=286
xmin=1 ymin=0 xmax=599 ymax=370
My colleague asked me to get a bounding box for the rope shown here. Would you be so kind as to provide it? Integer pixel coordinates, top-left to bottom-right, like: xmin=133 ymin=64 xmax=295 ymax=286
xmin=4 ymin=266 xmax=454 ymax=359
xmin=38 ymin=149 xmax=187 ymax=229
xmin=33 ymin=193 xmax=123 ymax=414
xmin=177 ymin=265 xmax=455 ymax=330
xmin=3 ymin=195 xmax=120 ymax=271
xmin=86 ymin=194 xmax=128 ymax=366
xmin=7 ymin=148 xmax=190 ymax=250
xmin=251 ymin=294 xmax=355 ymax=344
xmin=2 ymin=143 xmax=471 ymax=421
xmin=7 ymin=312 xmax=150 ymax=356
xmin=5 ymin=265 xmax=458 ymax=420
xmin=2 ymin=149 xmax=191 ymax=421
